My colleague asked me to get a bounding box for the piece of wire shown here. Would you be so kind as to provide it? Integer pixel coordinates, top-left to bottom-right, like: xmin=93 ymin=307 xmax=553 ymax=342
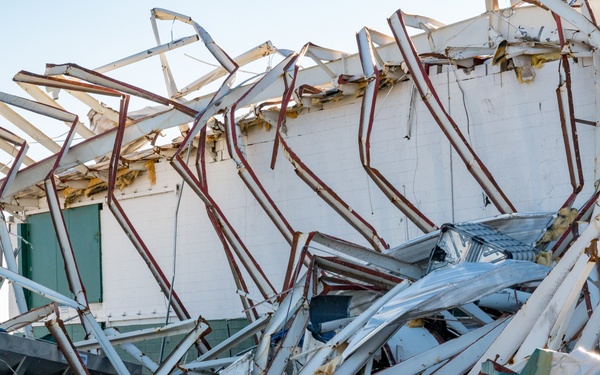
xmin=366 ymin=82 xmax=395 ymax=216
xmin=159 ymin=139 xmax=193 ymax=362
xmin=433 ymin=16 xmax=485 ymax=54
xmin=411 ymin=95 xmax=421 ymax=209
xmin=450 ymin=64 xmax=472 ymax=140
xmin=184 ymin=53 xmax=261 ymax=75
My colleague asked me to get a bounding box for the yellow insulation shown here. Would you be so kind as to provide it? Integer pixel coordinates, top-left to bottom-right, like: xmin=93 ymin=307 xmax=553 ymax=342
xmin=145 ymin=160 xmax=156 ymax=185
xmin=63 ymin=187 xmax=85 ymax=205
xmin=539 ymin=207 xmax=578 ymax=243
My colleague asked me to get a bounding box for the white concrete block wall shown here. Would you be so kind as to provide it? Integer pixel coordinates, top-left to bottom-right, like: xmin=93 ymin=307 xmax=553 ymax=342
xmin=13 ymin=57 xmax=597 ymax=325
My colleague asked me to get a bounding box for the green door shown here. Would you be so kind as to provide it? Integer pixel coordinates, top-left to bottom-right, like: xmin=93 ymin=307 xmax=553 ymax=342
xmin=19 ymin=204 xmax=102 ymax=308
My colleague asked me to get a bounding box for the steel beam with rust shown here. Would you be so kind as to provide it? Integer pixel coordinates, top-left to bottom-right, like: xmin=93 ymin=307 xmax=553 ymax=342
xmin=39 ymin=101 xmax=89 ymax=315
xmin=388 ymin=10 xmax=516 ymax=215
xmin=13 ymin=72 xmax=197 ymax=330
xmin=197 ymin=128 xmax=259 ymax=318
xmin=106 ymin=93 xmax=194 ymax=325
xmin=147 ymin=15 xmax=284 ymax=303
xmin=553 ymin=14 xmax=584 ymax=209
xmin=311 ymin=232 xmax=421 ymax=279
xmin=46 ymin=317 xmax=90 ymax=375
xmin=44 ymin=64 xmax=196 ymax=118
xmin=539 ymin=0 xmax=600 ymax=215
xmin=225 ymin=54 xmax=298 ymax=245
xmin=32 ymin=65 xmax=216 ymax=354
xmin=356 ymin=27 xmax=438 ymax=234
xmin=14 ymin=81 xmax=96 ymax=140
xmin=37 ymin=57 xmax=276 ymax=317
xmin=0 ymin=94 xmax=61 ymax=154
xmin=266 ymin=46 xmax=389 ymax=253
xmin=314 ymin=256 xmax=403 ymax=289
xmin=0 ymin=128 xmax=31 ymax=336
xmin=153 ymin=317 xmax=211 ymax=375
xmin=0 ymin=303 xmax=54 ymax=333
xmin=0 ymin=94 xmax=92 ymax=335
xmin=1 ymin=94 xmax=131 ymax=374
xmin=169 ymin=31 xmax=279 ymax=301
xmin=172 ymin=114 xmax=277 ymax=301
xmin=0 ymin=127 xmax=28 ymax=197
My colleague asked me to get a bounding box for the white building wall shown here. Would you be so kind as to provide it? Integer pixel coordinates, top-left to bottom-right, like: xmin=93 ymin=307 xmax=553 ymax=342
xmin=15 ymin=57 xmax=597 ymax=325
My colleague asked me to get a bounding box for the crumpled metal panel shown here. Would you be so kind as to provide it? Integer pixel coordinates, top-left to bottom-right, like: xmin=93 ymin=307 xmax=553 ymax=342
xmin=343 ymin=260 xmax=549 ymax=357
xmin=220 ymin=353 xmax=254 ymax=375
xmin=0 ymin=2 xmax=599 ymax=375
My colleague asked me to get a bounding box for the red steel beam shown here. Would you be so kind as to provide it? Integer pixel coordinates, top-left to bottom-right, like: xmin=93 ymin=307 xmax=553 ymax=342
xmin=160 ymin=23 xmax=279 ymax=300
xmin=23 ymin=97 xmax=93 ymax=332
xmin=553 ymin=14 xmax=584 ymax=209
xmin=106 ymin=94 xmax=195 ymax=326
xmin=0 ymin=94 xmax=133 ymax=372
xmin=46 ymin=314 xmax=91 ymax=375
xmin=0 ymin=126 xmax=28 ymax=201
xmin=44 ymin=63 xmax=197 ymax=118
xmin=268 ymin=46 xmax=389 ymax=252
xmin=44 ymin=59 xmax=277 ymax=302
xmin=388 ymin=10 xmax=516 ymax=214
xmin=171 ymin=115 xmax=277 ymax=300
xmin=196 ymin=125 xmax=260 ymax=323
xmin=225 ymin=55 xmax=298 ymax=245
xmin=14 ymin=72 xmax=199 ymax=333
xmin=356 ymin=27 xmax=438 ymax=233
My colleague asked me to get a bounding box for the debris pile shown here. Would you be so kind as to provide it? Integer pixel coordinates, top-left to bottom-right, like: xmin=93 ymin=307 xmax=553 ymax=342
xmin=0 ymin=1 xmax=599 ymax=374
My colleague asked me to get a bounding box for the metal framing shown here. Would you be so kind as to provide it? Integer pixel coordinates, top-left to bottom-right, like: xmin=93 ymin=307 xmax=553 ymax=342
xmin=0 ymin=3 xmax=599 ymax=374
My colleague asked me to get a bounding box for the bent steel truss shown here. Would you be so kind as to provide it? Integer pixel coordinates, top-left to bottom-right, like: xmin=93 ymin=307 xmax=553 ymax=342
xmin=0 ymin=2 xmax=599 ymax=374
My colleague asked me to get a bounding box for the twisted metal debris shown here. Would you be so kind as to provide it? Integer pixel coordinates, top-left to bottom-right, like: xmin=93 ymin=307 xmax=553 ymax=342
xmin=0 ymin=1 xmax=599 ymax=374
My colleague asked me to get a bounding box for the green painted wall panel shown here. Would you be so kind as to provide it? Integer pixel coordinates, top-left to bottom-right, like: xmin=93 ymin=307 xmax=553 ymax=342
xmin=19 ymin=204 xmax=103 ymax=308
xmin=65 ymin=204 xmax=103 ymax=302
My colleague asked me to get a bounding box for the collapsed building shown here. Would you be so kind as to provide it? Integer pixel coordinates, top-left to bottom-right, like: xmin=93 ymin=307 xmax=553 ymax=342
xmin=0 ymin=0 xmax=600 ymax=374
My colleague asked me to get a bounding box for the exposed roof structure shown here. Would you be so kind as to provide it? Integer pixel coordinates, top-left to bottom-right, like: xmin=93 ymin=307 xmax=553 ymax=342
xmin=0 ymin=1 xmax=600 ymax=374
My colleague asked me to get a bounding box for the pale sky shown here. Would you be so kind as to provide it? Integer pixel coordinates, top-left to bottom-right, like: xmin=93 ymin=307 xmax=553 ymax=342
xmin=0 ymin=0 xmax=494 ymax=161
xmin=0 ymin=1 xmax=490 ymax=91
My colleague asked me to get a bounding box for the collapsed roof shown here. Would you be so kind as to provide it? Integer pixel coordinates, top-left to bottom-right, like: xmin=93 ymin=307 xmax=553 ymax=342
xmin=0 ymin=1 xmax=600 ymax=374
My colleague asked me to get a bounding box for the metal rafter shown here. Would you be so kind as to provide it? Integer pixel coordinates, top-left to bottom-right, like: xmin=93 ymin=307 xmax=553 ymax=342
xmin=356 ymin=27 xmax=438 ymax=234
xmin=388 ymin=10 xmax=516 ymax=214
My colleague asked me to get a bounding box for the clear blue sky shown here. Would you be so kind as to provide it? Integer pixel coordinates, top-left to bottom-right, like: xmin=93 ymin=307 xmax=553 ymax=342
xmin=0 ymin=1 xmax=489 ymax=92
xmin=0 ymin=0 xmax=491 ymax=160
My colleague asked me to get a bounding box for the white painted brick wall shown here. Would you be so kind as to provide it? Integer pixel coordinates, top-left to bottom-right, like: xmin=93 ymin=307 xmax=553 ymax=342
xmin=17 ymin=58 xmax=596 ymax=324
